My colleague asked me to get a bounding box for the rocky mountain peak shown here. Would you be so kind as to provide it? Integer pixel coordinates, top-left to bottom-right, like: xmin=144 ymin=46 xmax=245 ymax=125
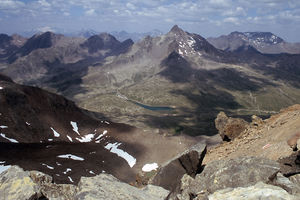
xmin=17 ymin=31 xmax=60 ymax=57
xmin=244 ymin=31 xmax=284 ymax=45
xmin=169 ymin=25 xmax=185 ymax=35
xmin=208 ymin=31 xmax=293 ymax=53
xmin=81 ymin=33 xmax=128 ymax=54
xmin=0 ymin=34 xmax=11 ymax=45
xmin=98 ymin=32 xmax=118 ymax=42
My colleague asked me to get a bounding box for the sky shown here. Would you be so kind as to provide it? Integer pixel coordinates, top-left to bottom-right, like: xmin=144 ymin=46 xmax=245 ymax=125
xmin=0 ymin=0 xmax=300 ymax=42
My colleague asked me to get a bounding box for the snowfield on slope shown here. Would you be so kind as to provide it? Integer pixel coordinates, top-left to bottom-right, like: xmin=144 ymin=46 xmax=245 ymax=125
xmin=104 ymin=142 xmax=136 ymax=168
xmin=50 ymin=127 xmax=60 ymax=137
xmin=70 ymin=121 xmax=80 ymax=135
xmin=142 ymin=163 xmax=159 ymax=172
xmin=76 ymin=134 xmax=94 ymax=143
xmin=57 ymin=154 xmax=84 ymax=161
xmin=0 ymin=133 xmax=19 ymax=143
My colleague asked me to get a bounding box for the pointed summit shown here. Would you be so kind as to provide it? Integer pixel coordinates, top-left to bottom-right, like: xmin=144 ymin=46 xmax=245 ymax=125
xmin=169 ymin=25 xmax=185 ymax=34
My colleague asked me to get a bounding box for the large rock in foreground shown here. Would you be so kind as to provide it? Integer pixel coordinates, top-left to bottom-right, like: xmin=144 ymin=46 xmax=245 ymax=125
xmin=208 ymin=182 xmax=297 ymax=200
xmin=150 ymin=143 xmax=206 ymax=191
xmin=0 ymin=166 xmax=41 ymax=200
xmin=0 ymin=165 xmax=169 ymax=200
xmin=215 ymin=112 xmax=249 ymax=141
xmin=75 ymin=173 xmax=169 ymax=200
xmin=184 ymin=156 xmax=280 ymax=196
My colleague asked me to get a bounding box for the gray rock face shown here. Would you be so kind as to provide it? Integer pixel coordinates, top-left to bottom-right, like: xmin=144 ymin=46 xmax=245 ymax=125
xmin=186 ymin=156 xmax=280 ymax=195
xmin=0 ymin=166 xmax=41 ymax=200
xmin=75 ymin=173 xmax=169 ymax=200
xmin=30 ymin=170 xmax=76 ymax=200
xmin=150 ymin=143 xmax=206 ymax=191
xmin=215 ymin=112 xmax=249 ymax=141
xmin=272 ymin=173 xmax=300 ymax=195
xmin=1 ymin=166 xmax=169 ymax=200
xmin=208 ymin=182 xmax=297 ymax=200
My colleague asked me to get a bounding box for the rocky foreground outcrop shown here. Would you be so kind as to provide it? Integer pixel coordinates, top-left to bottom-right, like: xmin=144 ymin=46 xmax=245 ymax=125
xmin=1 ymin=104 xmax=300 ymax=200
xmin=148 ymin=143 xmax=206 ymax=191
xmin=0 ymin=166 xmax=169 ymax=200
xmin=176 ymin=156 xmax=300 ymax=199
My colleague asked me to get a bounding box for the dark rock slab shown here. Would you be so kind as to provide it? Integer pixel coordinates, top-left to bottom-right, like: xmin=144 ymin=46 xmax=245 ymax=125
xmin=75 ymin=173 xmax=169 ymax=200
xmin=187 ymin=156 xmax=280 ymax=195
xmin=208 ymin=182 xmax=297 ymax=200
xmin=150 ymin=143 xmax=206 ymax=191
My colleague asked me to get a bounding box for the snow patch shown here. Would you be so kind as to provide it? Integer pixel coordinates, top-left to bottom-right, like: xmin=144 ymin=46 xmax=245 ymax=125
xmin=142 ymin=163 xmax=159 ymax=172
xmin=68 ymin=176 xmax=74 ymax=183
xmin=57 ymin=154 xmax=84 ymax=161
xmin=95 ymin=130 xmax=108 ymax=143
xmin=48 ymin=139 xmax=53 ymax=141
xmin=104 ymin=142 xmax=136 ymax=168
xmin=66 ymin=135 xmax=73 ymax=142
xmin=178 ymin=49 xmax=183 ymax=55
xmin=42 ymin=163 xmax=54 ymax=170
xmin=56 ymin=162 xmax=62 ymax=166
xmin=0 ymin=165 xmax=11 ymax=174
xmin=117 ymin=93 xmax=128 ymax=100
xmin=89 ymin=170 xmax=95 ymax=175
xmin=50 ymin=127 xmax=60 ymax=137
xmin=26 ymin=122 xmax=31 ymax=126
xmin=0 ymin=126 xmax=8 ymax=129
xmin=76 ymin=134 xmax=94 ymax=143
xmin=63 ymin=168 xmax=72 ymax=174
xmin=187 ymin=37 xmax=196 ymax=47
xmin=0 ymin=133 xmax=19 ymax=143
xmin=0 ymin=87 xmax=3 ymax=90
xmin=70 ymin=121 xmax=80 ymax=135
xmin=104 ymin=121 xmax=110 ymax=125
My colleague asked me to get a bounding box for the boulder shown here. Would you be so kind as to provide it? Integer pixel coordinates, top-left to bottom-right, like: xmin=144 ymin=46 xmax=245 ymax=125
xmin=75 ymin=173 xmax=169 ymax=200
xmin=39 ymin=183 xmax=77 ymax=200
xmin=277 ymin=152 xmax=300 ymax=176
xmin=290 ymin=174 xmax=300 ymax=186
xmin=0 ymin=166 xmax=41 ymax=200
xmin=30 ymin=170 xmax=76 ymax=200
xmin=287 ymin=132 xmax=300 ymax=150
xmin=215 ymin=112 xmax=248 ymax=141
xmin=184 ymin=156 xmax=280 ymax=195
xmin=208 ymin=182 xmax=298 ymax=200
xmin=251 ymin=115 xmax=264 ymax=127
xmin=150 ymin=143 xmax=206 ymax=191
xmin=272 ymin=173 xmax=300 ymax=195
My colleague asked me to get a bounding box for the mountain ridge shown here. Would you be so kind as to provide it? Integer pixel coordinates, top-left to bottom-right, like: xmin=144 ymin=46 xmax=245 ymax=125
xmin=207 ymin=31 xmax=300 ymax=54
xmin=1 ymin=25 xmax=300 ymax=136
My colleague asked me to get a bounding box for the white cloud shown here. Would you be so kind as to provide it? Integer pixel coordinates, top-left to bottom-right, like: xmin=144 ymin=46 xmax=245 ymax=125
xmin=223 ymin=17 xmax=240 ymax=25
xmin=63 ymin=12 xmax=70 ymax=16
xmin=1 ymin=0 xmax=300 ymax=42
xmin=209 ymin=0 xmax=231 ymax=7
xmin=85 ymin=8 xmax=96 ymax=16
xmin=38 ymin=0 xmax=51 ymax=7
xmin=126 ymin=2 xmax=136 ymax=10
xmin=36 ymin=26 xmax=55 ymax=32
xmin=0 ymin=0 xmax=25 ymax=13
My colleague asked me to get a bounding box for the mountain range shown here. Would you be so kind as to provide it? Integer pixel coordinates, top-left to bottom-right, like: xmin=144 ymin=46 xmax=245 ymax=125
xmin=20 ymin=28 xmax=163 ymax=42
xmin=207 ymin=31 xmax=300 ymax=54
xmin=0 ymin=25 xmax=300 ymax=137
